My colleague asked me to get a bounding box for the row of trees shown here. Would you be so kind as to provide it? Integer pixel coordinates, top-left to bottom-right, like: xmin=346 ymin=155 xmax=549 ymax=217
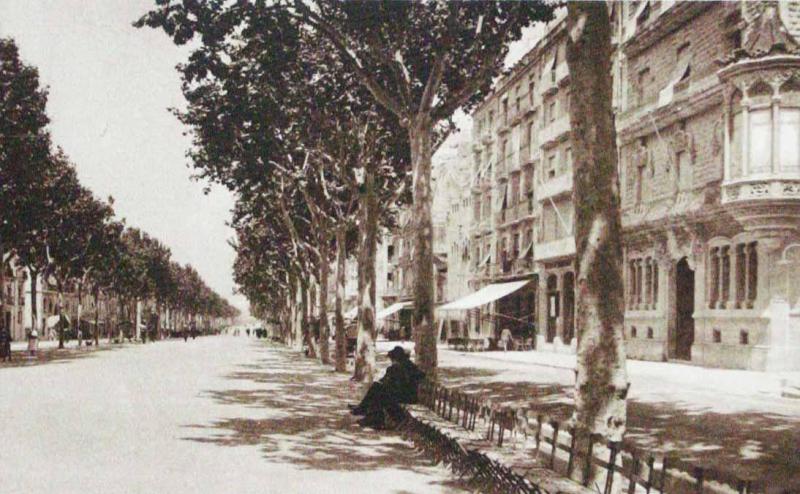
xmin=0 ymin=38 xmax=238 ymax=348
xmin=139 ymin=1 xmax=628 ymax=485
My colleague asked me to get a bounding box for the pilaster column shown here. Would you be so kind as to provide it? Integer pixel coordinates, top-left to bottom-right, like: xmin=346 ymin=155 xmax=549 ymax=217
xmin=723 ymin=87 xmax=731 ymax=181
xmin=536 ymin=266 xmax=548 ymax=348
xmin=771 ymin=83 xmax=782 ymax=174
xmin=742 ymin=97 xmax=751 ymax=178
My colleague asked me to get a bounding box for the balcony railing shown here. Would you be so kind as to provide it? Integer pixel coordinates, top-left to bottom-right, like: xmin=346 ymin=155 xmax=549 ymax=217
xmin=721 ymin=177 xmax=800 ymax=204
xmin=534 ymin=236 xmax=576 ymax=262
xmin=540 ymin=115 xmax=570 ymax=147
xmin=537 ymin=172 xmax=573 ymax=202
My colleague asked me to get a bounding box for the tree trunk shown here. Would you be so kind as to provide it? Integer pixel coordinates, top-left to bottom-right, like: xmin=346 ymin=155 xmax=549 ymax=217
xmin=56 ymin=282 xmax=65 ymax=350
xmin=156 ymin=303 xmax=162 ymax=340
xmin=93 ymin=288 xmax=100 ymax=347
xmin=334 ymin=227 xmax=347 ymax=372
xmin=318 ymin=239 xmax=331 ymax=365
xmin=300 ymin=281 xmax=316 ymax=358
xmin=76 ymin=282 xmax=83 ymax=347
xmin=29 ymin=269 xmax=39 ymax=339
xmin=118 ymin=296 xmax=125 ymax=342
xmin=353 ymin=164 xmax=378 ymax=383
xmin=290 ymin=277 xmax=303 ymax=351
xmin=135 ymin=299 xmax=142 ymax=342
xmin=566 ymin=2 xmax=629 ymax=487
xmin=409 ymin=118 xmax=437 ymax=377
xmin=0 ymin=241 xmax=5 ymax=335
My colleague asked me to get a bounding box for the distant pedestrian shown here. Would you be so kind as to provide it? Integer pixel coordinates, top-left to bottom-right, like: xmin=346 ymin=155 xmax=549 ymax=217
xmin=246 ymin=329 xmax=250 ymax=337
xmin=0 ymin=325 xmax=11 ymax=362
xmin=182 ymin=329 xmax=188 ymax=342
xmin=27 ymin=328 xmax=38 ymax=357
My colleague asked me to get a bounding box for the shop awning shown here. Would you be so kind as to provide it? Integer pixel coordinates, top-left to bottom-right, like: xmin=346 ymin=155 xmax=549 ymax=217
xmin=437 ymin=280 xmax=530 ymax=311
xmin=377 ymin=301 xmax=412 ymax=320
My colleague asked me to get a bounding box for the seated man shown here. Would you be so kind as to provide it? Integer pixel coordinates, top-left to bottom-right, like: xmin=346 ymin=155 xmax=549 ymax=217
xmin=349 ymin=346 xmax=425 ymax=429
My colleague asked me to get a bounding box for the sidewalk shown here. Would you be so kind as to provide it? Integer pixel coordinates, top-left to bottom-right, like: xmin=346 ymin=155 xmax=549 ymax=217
xmin=426 ymin=345 xmax=800 ymax=491
xmin=439 ymin=347 xmax=800 ymax=400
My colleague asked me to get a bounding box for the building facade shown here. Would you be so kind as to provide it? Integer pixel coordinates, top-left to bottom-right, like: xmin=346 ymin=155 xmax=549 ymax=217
xmin=468 ymin=12 xmax=573 ymax=351
xmin=617 ymin=0 xmax=800 ymax=370
xmin=464 ymin=1 xmax=800 ymax=370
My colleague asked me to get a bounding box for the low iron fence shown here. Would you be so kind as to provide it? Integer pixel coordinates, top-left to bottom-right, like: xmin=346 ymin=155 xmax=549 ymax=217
xmin=417 ymin=379 xmax=774 ymax=494
xmin=398 ymin=409 xmax=547 ymax=494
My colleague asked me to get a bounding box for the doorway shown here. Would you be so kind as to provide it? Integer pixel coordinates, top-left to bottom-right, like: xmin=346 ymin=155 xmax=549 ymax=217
xmin=674 ymin=257 xmax=695 ymax=360
xmin=546 ymin=274 xmax=559 ymax=343
xmin=562 ymin=272 xmax=575 ymax=344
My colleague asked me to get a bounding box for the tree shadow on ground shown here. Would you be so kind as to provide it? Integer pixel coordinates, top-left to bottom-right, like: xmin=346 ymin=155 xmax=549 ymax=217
xmin=438 ymin=364 xmax=800 ymax=491
xmin=182 ymin=345 xmax=468 ymax=492
xmin=0 ymin=345 xmax=122 ymax=369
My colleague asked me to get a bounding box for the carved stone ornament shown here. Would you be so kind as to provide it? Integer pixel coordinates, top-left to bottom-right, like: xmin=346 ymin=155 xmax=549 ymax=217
xmin=742 ymin=1 xmax=800 ymax=57
xmin=672 ymin=127 xmax=695 ymax=164
xmin=632 ymin=143 xmax=653 ymax=178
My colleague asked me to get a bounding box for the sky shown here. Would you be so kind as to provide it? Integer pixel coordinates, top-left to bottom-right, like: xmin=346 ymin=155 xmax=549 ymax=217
xmin=0 ymin=0 xmax=251 ymax=317
xmin=0 ymin=1 xmax=554 ymax=321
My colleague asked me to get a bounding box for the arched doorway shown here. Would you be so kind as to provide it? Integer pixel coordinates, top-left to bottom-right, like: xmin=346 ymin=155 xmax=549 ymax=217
xmin=562 ymin=272 xmax=575 ymax=344
xmin=674 ymin=257 xmax=695 ymax=360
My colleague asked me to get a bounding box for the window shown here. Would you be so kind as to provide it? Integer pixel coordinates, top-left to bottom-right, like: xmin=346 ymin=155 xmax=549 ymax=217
xmin=387 ymin=245 xmax=395 ymax=261
xmin=749 ymin=109 xmax=772 ymax=173
xmin=528 ymin=121 xmax=536 ymax=150
xmin=489 ymin=110 xmax=494 ymax=129
xmin=780 ymin=107 xmax=800 ymax=173
xmin=713 ymin=329 xmax=722 ymax=343
xmin=529 ymin=80 xmax=535 ymax=106
xmin=628 ymin=256 xmax=658 ymax=310
xmin=637 ymin=67 xmax=650 ymax=106
xmin=563 ymin=147 xmax=573 ymax=173
xmin=512 ymin=233 xmax=520 ymax=258
xmin=740 ymin=330 xmax=749 ymax=345
xmin=502 ymin=99 xmax=508 ymax=124
xmin=549 ymin=101 xmax=556 ymax=123
xmin=646 ymin=327 xmax=654 ymax=339
xmin=711 ymin=241 xmax=757 ymax=309
xmin=631 ymin=326 xmax=638 ymax=338
xmin=511 ymin=175 xmax=520 ymax=206
xmin=547 ymin=154 xmax=557 ymax=179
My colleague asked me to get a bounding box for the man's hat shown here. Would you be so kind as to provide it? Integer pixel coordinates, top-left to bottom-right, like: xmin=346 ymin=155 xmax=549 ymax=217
xmin=388 ymin=346 xmax=407 ymax=360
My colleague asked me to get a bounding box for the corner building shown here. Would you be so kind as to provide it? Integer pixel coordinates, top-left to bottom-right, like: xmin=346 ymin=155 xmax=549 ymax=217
xmin=466 ymin=1 xmax=800 ymax=370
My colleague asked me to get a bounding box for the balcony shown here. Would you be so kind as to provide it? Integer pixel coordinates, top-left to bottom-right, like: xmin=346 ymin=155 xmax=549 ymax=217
xmin=534 ymin=236 xmax=576 ymax=263
xmin=540 ymin=115 xmax=570 ymax=148
xmin=539 ymin=72 xmax=557 ymax=98
xmin=721 ymin=177 xmax=800 ymax=232
xmin=537 ymin=172 xmax=573 ymax=202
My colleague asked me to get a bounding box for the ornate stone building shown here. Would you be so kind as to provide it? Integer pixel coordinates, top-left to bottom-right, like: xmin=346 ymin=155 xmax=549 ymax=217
xmin=462 ymin=1 xmax=800 ymax=369
xmin=618 ymin=1 xmax=800 ymax=370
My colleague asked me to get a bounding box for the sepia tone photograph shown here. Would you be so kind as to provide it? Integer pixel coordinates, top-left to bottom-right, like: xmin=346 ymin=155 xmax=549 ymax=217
xmin=1 ymin=1 xmax=799 ymax=493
